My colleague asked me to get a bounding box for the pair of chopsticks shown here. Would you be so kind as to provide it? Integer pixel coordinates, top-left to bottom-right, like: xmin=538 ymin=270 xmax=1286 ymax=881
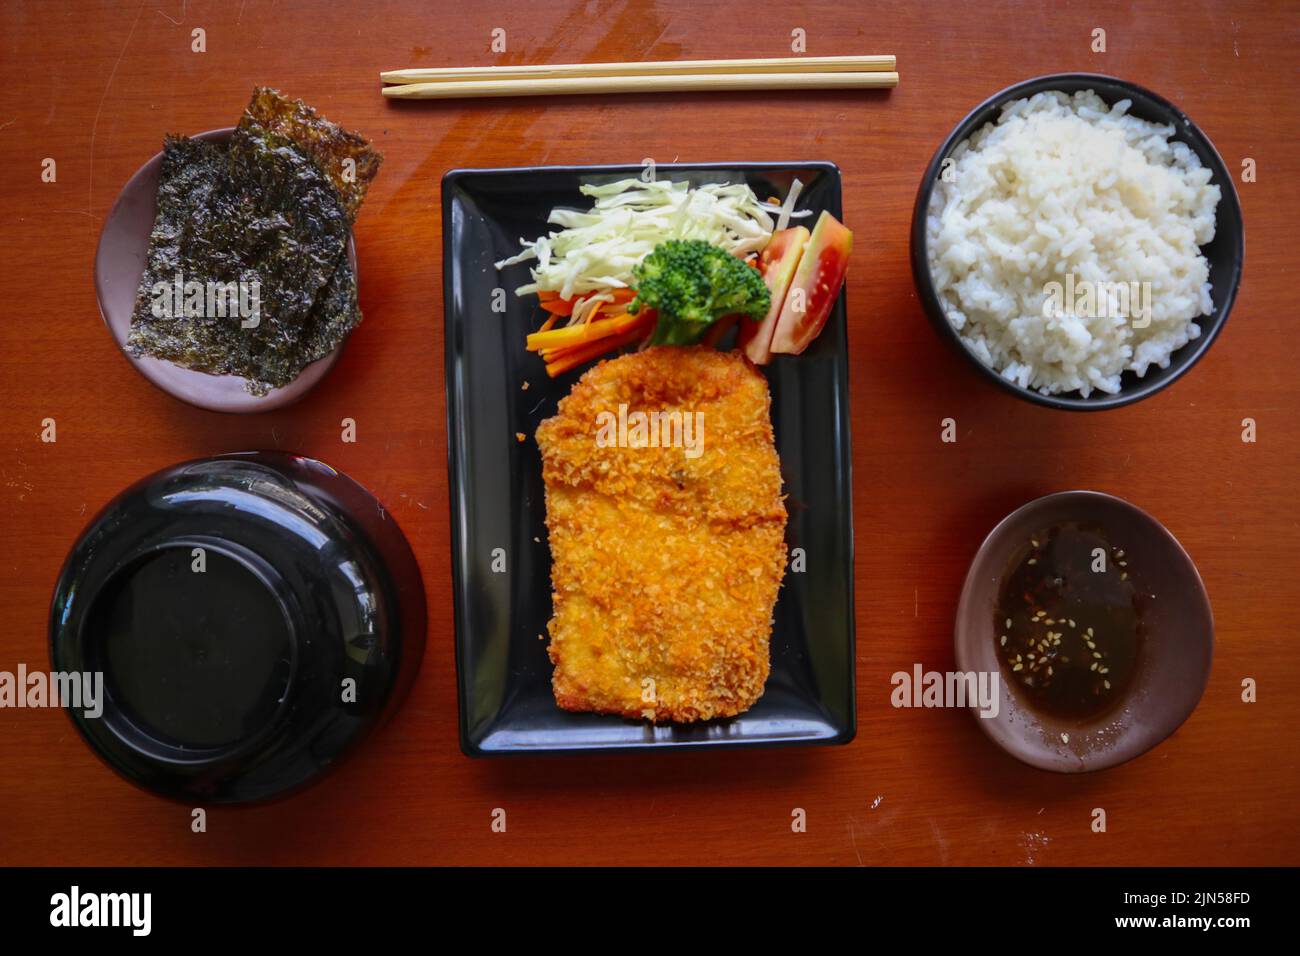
xmin=380 ymin=54 xmax=897 ymax=99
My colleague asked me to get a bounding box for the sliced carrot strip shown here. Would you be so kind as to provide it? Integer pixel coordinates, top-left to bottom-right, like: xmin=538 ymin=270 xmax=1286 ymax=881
xmin=545 ymin=321 xmax=653 ymax=377
xmin=541 ymin=312 xmax=653 ymax=362
xmin=540 ymin=298 xmax=575 ymax=316
xmin=526 ymin=310 xmax=643 ymax=351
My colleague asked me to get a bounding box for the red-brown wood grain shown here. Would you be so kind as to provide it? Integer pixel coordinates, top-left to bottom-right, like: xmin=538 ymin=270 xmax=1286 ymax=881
xmin=0 ymin=0 xmax=1296 ymax=866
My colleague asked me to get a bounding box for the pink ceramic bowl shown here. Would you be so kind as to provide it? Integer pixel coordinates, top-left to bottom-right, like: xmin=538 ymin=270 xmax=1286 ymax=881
xmin=94 ymin=127 xmax=357 ymax=414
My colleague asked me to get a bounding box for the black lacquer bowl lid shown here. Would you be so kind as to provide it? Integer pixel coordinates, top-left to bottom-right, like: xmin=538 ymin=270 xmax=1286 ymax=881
xmin=49 ymin=452 xmax=426 ymax=804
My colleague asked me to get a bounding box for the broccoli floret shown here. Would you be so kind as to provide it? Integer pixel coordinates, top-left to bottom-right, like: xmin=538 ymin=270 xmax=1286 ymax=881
xmin=628 ymin=240 xmax=771 ymax=346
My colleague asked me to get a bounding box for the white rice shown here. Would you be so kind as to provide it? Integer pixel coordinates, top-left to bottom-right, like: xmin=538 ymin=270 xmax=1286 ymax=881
xmin=927 ymin=90 xmax=1221 ymax=396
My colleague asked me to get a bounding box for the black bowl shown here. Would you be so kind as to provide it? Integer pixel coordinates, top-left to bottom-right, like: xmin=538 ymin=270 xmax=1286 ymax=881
xmin=909 ymin=73 xmax=1244 ymax=411
xmin=48 ymin=452 xmax=426 ymax=804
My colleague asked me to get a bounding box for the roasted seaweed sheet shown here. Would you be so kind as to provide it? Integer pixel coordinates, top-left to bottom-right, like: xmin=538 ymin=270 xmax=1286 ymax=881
xmin=241 ymin=86 xmax=382 ymax=224
xmin=127 ymin=89 xmax=381 ymax=394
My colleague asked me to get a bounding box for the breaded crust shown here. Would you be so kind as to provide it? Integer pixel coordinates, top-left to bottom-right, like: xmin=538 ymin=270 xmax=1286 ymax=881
xmin=536 ymin=347 xmax=788 ymax=722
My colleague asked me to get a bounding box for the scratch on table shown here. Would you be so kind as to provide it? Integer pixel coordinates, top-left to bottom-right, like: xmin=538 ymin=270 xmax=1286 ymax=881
xmin=848 ymin=813 xmax=887 ymax=864
xmin=89 ymin=0 xmax=147 ymax=216
xmin=929 ymin=819 xmax=950 ymax=865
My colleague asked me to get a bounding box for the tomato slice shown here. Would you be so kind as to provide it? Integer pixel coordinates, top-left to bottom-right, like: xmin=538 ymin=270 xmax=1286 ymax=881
xmin=769 ymin=211 xmax=852 ymax=355
xmin=738 ymin=226 xmax=810 ymax=365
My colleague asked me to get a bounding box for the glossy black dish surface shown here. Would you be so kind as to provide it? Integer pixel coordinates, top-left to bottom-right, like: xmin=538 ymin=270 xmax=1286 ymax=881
xmin=443 ymin=163 xmax=856 ymax=755
xmin=909 ymin=73 xmax=1245 ymax=411
xmin=49 ymin=452 xmax=426 ymax=803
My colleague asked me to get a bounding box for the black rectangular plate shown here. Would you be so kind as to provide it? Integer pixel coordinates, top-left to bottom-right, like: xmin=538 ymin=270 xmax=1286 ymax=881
xmin=443 ymin=163 xmax=855 ymax=755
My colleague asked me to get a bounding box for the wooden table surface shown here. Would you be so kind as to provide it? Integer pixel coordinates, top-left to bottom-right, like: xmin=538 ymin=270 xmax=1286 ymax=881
xmin=1 ymin=0 xmax=1297 ymax=867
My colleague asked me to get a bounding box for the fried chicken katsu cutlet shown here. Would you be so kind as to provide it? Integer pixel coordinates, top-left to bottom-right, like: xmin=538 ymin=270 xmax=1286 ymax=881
xmin=536 ymin=346 xmax=788 ymax=722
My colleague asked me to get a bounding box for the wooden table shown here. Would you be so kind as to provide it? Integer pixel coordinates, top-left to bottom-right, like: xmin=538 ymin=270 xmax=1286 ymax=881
xmin=1 ymin=0 xmax=1296 ymax=867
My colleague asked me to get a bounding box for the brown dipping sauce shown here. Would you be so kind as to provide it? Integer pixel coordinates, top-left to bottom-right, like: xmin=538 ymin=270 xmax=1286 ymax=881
xmin=994 ymin=522 xmax=1146 ymax=720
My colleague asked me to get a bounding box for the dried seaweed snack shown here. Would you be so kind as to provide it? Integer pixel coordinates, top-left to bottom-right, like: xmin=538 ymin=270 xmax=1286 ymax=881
xmin=127 ymin=91 xmax=379 ymax=395
xmin=240 ymin=87 xmax=382 ymax=224
xmin=220 ymin=111 xmax=354 ymax=320
xmin=294 ymin=252 xmax=362 ymax=367
xmin=127 ymin=131 xmax=351 ymax=394
xmin=126 ymin=135 xmax=250 ymax=378
xmin=128 ymin=135 xmax=226 ymax=287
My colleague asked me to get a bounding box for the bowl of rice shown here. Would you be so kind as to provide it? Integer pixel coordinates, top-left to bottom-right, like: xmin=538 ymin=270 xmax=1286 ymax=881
xmin=911 ymin=74 xmax=1243 ymax=409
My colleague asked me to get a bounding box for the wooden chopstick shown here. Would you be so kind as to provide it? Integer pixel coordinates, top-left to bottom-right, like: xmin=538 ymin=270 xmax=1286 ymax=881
xmin=381 ymin=55 xmax=895 ymax=85
xmin=382 ymin=71 xmax=899 ymax=100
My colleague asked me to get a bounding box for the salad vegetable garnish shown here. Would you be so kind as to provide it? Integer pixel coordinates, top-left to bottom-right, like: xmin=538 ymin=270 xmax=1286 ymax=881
xmin=495 ymin=178 xmax=780 ymax=298
xmin=629 ymin=240 xmax=770 ymax=346
xmin=497 ymin=176 xmax=848 ymax=376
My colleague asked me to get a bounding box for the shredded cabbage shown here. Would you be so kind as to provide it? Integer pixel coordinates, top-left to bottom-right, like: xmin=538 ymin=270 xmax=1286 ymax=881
xmin=494 ymin=178 xmax=782 ymax=299
xmin=775 ymin=178 xmax=804 ymax=232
